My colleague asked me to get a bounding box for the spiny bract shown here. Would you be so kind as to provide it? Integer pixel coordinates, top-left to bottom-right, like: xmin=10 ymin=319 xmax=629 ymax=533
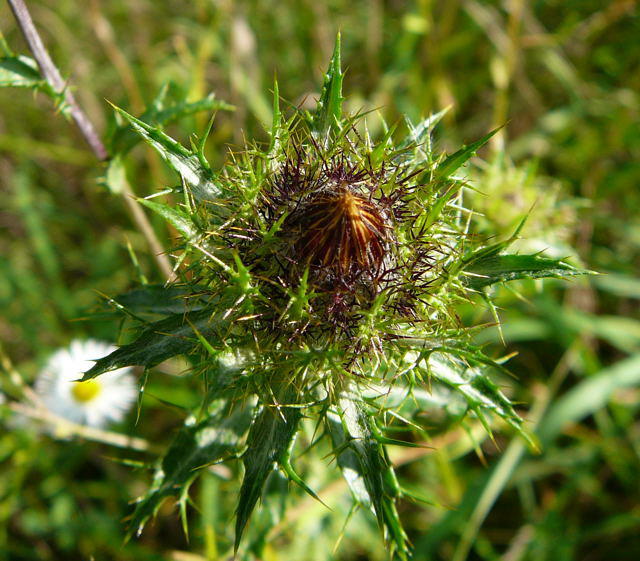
xmin=85 ymin=34 xmax=585 ymax=560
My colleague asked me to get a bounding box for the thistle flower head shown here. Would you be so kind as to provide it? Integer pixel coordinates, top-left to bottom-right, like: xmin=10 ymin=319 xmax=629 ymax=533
xmin=288 ymin=186 xmax=388 ymax=277
xmin=248 ymin=146 xmax=423 ymax=347
xmin=86 ymin=34 xmax=588 ymax=558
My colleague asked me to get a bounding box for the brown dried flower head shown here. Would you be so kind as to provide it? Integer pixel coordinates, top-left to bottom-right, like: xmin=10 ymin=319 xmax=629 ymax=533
xmin=293 ymin=188 xmax=388 ymax=278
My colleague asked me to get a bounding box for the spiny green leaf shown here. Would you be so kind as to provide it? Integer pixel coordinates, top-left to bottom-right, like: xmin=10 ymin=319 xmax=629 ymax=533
xmin=326 ymin=409 xmax=371 ymax=507
xmin=312 ymin=32 xmax=344 ymax=138
xmin=110 ymin=104 xmax=221 ymax=202
xmin=434 ymin=126 xmax=502 ymax=181
xmin=82 ymin=308 xmax=227 ymax=379
xmin=195 ymin=114 xmax=217 ymax=170
xmin=369 ymin=124 xmax=397 ymax=167
xmin=423 ymin=353 xmax=538 ymax=450
xmin=112 ymin=285 xmax=210 ymax=317
xmin=421 ymin=183 xmax=463 ymax=230
xmin=244 ymin=471 xmax=290 ymax=554
xmin=279 ymin=437 xmax=328 ymax=507
xmin=0 ymin=56 xmax=66 ymax=112
xmin=328 ymin=388 xmax=410 ymax=559
xmin=399 ymin=106 xmax=450 ymax=149
xmin=235 ymin=400 xmax=301 ymax=551
xmin=110 ymin=92 xmax=234 ymax=155
xmin=127 ymin=400 xmax=252 ymax=539
xmin=463 ymin=253 xmax=589 ymax=290
xmin=362 ymin=384 xmax=467 ymax=420
xmin=138 ymin=197 xmax=200 ymax=242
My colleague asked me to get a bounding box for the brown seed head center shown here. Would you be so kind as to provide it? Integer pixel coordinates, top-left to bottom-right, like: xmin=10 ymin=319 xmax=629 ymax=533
xmin=343 ymin=192 xmax=360 ymax=218
xmin=296 ymin=190 xmax=387 ymax=277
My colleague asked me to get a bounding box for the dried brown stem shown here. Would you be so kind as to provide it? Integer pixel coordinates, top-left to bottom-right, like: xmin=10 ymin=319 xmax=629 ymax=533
xmin=8 ymin=0 xmax=107 ymax=159
xmin=9 ymin=401 xmax=158 ymax=453
xmin=7 ymin=0 xmax=175 ymax=280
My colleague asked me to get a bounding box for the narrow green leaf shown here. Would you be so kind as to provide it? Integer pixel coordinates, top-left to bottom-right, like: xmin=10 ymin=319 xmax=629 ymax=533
xmin=152 ymin=95 xmax=234 ymax=129
xmin=82 ymin=308 xmax=227 ymax=379
xmin=138 ymin=197 xmax=200 ymax=242
xmin=0 ymin=35 xmax=13 ymax=57
xmin=110 ymin=104 xmax=221 ymax=202
xmin=463 ymin=253 xmax=589 ymax=290
xmin=127 ymin=400 xmax=252 ymax=538
xmin=0 ymin=55 xmax=41 ymax=87
xmin=579 ymin=314 xmax=640 ymax=354
xmin=592 ymin=273 xmax=640 ymax=300
xmin=235 ymin=400 xmax=301 ymax=551
xmin=434 ymin=126 xmax=502 ymax=181
xmin=369 ymin=124 xmax=397 ymax=167
xmin=312 ymin=32 xmax=344 ymax=138
xmin=538 ymin=353 xmax=640 ymax=444
xmin=268 ymin=78 xmax=281 ymax=155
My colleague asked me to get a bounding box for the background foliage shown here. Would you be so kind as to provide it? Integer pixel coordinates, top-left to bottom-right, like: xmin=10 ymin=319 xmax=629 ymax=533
xmin=0 ymin=1 xmax=639 ymax=560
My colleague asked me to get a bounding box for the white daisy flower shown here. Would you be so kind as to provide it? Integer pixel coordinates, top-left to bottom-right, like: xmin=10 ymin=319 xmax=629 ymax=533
xmin=35 ymin=339 xmax=137 ymax=428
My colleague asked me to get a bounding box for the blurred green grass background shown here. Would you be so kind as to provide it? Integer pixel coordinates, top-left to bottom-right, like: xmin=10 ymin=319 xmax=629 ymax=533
xmin=1 ymin=1 xmax=639 ymax=560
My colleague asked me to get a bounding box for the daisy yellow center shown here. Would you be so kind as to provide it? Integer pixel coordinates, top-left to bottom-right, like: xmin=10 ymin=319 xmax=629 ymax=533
xmin=71 ymin=379 xmax=102 ymax=403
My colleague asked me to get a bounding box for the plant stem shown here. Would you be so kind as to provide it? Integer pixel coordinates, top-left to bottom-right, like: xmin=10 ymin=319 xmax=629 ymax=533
xmin=7 ymin=0 xmax=107 ymax=159
xmin=7 ymin=0 xmax=175 ymax=281
xmin=8 ymin=400 xmax=159 ymax=453
xmin=0 ymin=342 xmax=42 ymax=406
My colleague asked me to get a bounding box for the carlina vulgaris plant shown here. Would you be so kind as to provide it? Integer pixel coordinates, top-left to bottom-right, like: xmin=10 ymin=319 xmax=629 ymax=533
xmin=84 ymin=34 xmax=589 ymax=559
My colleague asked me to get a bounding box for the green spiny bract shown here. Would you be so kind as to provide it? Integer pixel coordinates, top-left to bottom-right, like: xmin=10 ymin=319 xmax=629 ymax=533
xmin=86 ymin=35 xmax=587 ymax=559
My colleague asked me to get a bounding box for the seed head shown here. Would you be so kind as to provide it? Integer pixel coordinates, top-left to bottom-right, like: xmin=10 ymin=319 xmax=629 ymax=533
xmin=293 ymin=189 xmax=388 ymax=278
xmin=253 ymin=144 xmax=442 ymax=340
